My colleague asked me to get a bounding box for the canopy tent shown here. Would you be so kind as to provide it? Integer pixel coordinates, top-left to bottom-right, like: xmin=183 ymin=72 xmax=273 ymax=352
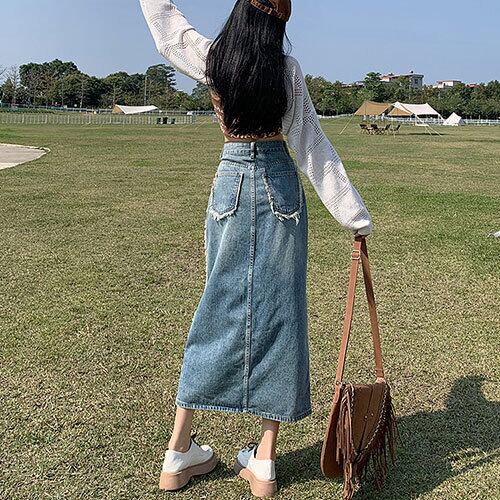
xmin=354 ymin=100 xmax=392 ymax=117
xmin=339 ymin=100 xmax=392 ymax=134
xmin=341 ymin=101 xmax=443 ymax=136
xmin=388 ymin=102 xmax=442 ymax=118
xmin=443 ymin=112 xmax=465 ymax=126
xmin=112 ymin=104 xmax=158 ymax=115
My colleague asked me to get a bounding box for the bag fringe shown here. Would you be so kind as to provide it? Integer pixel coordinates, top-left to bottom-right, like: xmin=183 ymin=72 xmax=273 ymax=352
xmin=336 ymin=385 xmax=358 ymax=499
xmin=336 ymin=384 xmax=400 ymax=500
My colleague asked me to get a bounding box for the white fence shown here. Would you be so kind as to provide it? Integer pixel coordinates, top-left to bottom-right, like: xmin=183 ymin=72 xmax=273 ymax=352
xmin=318 ymin=114 xmax=353 ymax=119
xmin=2 ymin=111 xmax=499 ymax=127
xmin=317 ymin=113 xmax=500 ymax=126
xmin=290 ymin=112 xmax=500 ymax=126
xmin=0 ymin=112 xmax=196 ymax=126
xmin=384 ymin=116 xmax=500 ymax=126
xmin=462 ymin=118 xmax=500 ymax=126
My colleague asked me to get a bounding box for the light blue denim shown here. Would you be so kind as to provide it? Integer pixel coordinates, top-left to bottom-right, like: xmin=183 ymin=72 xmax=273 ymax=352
xmin=176 ymin=140 xmax=311 ymax=422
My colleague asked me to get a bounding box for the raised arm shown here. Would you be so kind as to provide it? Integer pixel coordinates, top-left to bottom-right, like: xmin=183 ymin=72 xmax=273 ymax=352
xmin=139 ymin=0 xmax=212 ymax=83
xmin=283 ymin=56 xmax=373 ymax=237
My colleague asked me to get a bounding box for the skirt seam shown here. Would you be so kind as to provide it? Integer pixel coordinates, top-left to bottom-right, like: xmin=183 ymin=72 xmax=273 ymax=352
xmin=243 ymin=164 xmax=256 ymax=409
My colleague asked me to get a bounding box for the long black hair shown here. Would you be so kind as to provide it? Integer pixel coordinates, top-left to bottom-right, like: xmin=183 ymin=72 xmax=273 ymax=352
xmin=206 ymin=0 xmax=291 ymax=137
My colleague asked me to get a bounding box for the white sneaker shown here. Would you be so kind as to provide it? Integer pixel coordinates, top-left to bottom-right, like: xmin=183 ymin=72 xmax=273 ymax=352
xmin=159 ymin=435 xmax=218 ymax=491
xmin=234 ymin=443 xmax=277 ymax=498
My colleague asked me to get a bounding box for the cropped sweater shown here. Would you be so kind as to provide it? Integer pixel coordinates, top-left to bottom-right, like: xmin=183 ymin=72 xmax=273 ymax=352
xmin=139 ymin=0 xmax=373 ymax=236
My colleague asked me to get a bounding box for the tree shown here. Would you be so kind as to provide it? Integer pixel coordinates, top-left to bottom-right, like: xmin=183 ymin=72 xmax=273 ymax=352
xmin=433 ymin=83 xmax=470 ymax=116
xmin=18 ymin=60 xmax=80 ymax=106
xmin=5 ymin=57 xmax=499 ymax=118
xmin=331 ymin=81 xmax=357 ymax=115
xmin=2 ymin=66 xmax=20 ymax=105
xmin=58 ymin=72 xmax=91 ymax=108
xmin=305 ymin=75 xmax=331 ymax=112
xmin=190 ymin=82 xmax=212 ymax=110
xmin=85 ymin=77 xmax=108 ymax=108
xmin=101 ymin=72 xmax=130 ymax=107
xmin=145 ymin=64 xmax=176 ymax=104
xmin=363 ymin=72 xmax=386 ymax=102
xmin=20 ymin=63 xmax=44 ymax=104
xmin=307 ymin=75 xmax=353 ymax=115
xmin=162 ymin=89 xmax=193 ymax=110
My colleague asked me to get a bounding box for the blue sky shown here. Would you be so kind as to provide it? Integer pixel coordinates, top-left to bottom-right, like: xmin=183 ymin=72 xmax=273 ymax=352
xmin=2 ymin=0 xmax=498 ymax=92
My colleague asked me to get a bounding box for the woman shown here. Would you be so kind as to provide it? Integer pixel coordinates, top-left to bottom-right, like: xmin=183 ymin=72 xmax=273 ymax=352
xmin=140 ymin=0 xmax=373 ymax=496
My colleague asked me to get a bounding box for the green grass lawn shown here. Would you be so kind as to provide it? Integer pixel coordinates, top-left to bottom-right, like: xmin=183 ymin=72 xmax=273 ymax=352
xmin=1 ymin=120 xmax=499 ymax=499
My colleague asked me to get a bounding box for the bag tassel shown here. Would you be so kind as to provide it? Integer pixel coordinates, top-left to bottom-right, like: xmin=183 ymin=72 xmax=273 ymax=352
xmin=336 ymin=385 xmax=359 ymax=500
xmin=360 ymin=389 xmax=400 ymax=491
xmin=358 ymin=391 xmax=400 ymax=493
xmin=336 ymin=386 xmax=401 ymax=500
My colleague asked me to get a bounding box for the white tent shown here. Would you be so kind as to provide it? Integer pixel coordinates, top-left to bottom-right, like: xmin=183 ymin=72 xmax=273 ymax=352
xmin=443 ymin=112 xmax=465 ymax=126
xmin=388 ymin=102 xmax=442 ymax=118
xmin=112 ymin=104 xmax=158 ymax=115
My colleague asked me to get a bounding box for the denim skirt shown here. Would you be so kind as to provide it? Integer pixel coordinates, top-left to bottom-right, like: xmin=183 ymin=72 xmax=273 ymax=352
xmin=175 ymin=140 xmax=311 ymax=422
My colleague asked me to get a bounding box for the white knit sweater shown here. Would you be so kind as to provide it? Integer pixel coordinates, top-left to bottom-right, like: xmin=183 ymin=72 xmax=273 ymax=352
xmin=139 ymin=0 xmax=373 ymax=236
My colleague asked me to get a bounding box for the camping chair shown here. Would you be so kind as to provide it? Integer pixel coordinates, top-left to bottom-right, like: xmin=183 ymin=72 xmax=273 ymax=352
xmin=382 ymin=124 xmax=391 ymax=134
xmin=393 ymin=124 xmax=401 ymax=134
xmin=360 ymin=123 xmax=370 ymax=134
xmin=371 ymin=123 xmax=383 ymax=135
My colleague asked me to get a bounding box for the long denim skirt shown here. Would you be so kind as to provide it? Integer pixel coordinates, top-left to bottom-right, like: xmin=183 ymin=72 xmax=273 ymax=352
xmin=175 ymin=140 xmax=311 ymax=422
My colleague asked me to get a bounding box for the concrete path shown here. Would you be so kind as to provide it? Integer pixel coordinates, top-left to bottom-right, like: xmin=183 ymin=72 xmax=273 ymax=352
xmin=0 ymin=143 xmax=48 ymax=170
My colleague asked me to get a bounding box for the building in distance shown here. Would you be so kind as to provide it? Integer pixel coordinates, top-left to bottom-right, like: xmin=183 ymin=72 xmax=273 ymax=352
xmin=380 ymin=71 xmax=424 ymax=90
xmin=435 ymin=80 xmax=462 ymax=89
xmin=341 ymin=81 xmax=365 ymax=88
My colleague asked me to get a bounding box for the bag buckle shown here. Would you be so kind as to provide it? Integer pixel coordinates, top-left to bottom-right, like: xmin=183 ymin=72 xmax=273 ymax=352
xmin=351 ymin=249 xmax=361 ymax=261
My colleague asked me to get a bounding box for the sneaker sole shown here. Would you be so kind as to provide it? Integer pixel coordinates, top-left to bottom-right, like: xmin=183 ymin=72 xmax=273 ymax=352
xmin=159 ymin=453 xmax=218 ymax=491
xmin=234 ymin=459 xmax=278 ymax=498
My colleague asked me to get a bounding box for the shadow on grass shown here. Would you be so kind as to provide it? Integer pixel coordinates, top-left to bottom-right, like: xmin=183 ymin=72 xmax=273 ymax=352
xmin=188 ymin=459 xmax=235 ymax=488
xmin=402 ymin=132 xmax=450 ymax=136
xmin=279 ymin=375 xmax=500 ymax=498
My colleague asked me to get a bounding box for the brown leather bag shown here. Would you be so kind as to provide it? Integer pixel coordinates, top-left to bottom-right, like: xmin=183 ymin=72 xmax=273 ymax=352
xmin=320 ymin=237 xmax=399 ymax=499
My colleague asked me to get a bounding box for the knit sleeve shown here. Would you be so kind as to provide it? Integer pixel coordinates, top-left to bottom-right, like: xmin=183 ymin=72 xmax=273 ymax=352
xmin=139 ymin=0 xmax=212 ymax=84
xmin=283 ymin=56 xmax=374 ymax=236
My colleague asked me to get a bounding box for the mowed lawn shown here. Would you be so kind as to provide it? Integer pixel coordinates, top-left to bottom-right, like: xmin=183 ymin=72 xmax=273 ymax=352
xmin=0 ymin=120 xmax=499 ymax=500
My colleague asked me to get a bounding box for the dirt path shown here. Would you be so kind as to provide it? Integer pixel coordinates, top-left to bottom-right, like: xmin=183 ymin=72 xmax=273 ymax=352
xmin=0 ymin=143 xmax=48 ymax=170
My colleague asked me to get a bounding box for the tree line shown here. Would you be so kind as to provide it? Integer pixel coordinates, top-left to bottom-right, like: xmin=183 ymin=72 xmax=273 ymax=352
xmin=306 ymin=72 xmax=500 ymax=119
xmin=1 ymin=60 xmax=499 ymax=118
xmin=0 ymin=60 xmax=212 ymax=111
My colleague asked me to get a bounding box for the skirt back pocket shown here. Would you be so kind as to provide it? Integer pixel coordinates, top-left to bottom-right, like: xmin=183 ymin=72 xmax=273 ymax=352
xmin=208 ymin=171 xmax=244 ymax=221
xmin=262 ymin=168 xmax=303 ymax=224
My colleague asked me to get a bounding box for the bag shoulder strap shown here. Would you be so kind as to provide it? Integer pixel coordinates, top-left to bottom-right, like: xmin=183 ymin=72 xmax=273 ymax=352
xmin=334 ymin=237 xmax=385 ymax=394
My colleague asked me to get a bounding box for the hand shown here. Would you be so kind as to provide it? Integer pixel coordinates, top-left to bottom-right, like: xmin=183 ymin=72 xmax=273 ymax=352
xmin=354 ymin=232 xmax=367 ymax=239
xmin=354 ymin=223 xmax=373 ymax=239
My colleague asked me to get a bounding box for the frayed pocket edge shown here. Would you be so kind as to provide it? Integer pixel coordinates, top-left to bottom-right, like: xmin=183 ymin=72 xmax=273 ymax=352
xmin=207 ymin=171 xmax=244 ymax=221
xmin=262 ymin=171 xmax=304 ymax=225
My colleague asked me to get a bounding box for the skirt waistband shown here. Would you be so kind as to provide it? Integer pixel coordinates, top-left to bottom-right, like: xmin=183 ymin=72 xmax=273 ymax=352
xmin=220 ymin=140 xmax=290 ymax=159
